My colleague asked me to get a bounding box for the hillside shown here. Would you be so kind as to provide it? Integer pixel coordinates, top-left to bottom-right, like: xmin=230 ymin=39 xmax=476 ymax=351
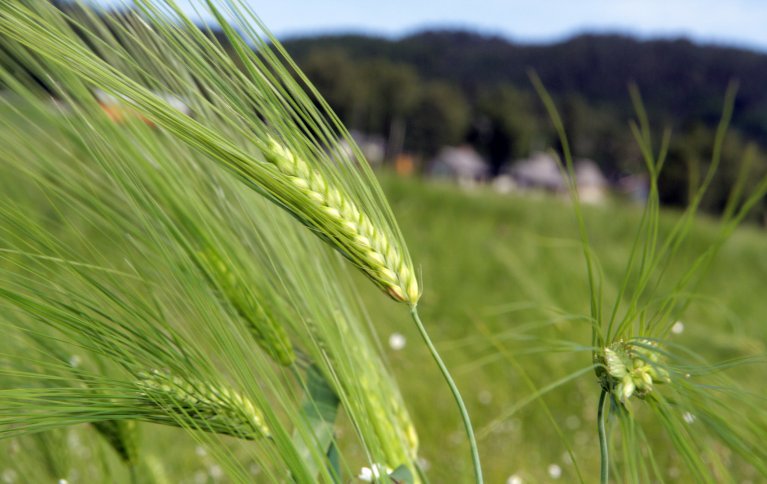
xmin=283 ymin=30 xmax=767 ymax=140
xmin=5 ymin=5 xmax=765 ymax=213
xmin=281 ymin=31 xmax=767 ymax=219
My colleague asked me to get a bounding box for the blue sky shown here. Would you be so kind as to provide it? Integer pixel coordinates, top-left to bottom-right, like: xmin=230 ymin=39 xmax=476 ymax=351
xmin=91 ymin=0 xmax=767 ymax=51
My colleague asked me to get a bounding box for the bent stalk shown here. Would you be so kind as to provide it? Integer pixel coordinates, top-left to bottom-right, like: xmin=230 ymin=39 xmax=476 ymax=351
xmin=598 ymin=389 xmax=609 ymax=484
xmin=411 ymin=306 xmax=482 ymax=483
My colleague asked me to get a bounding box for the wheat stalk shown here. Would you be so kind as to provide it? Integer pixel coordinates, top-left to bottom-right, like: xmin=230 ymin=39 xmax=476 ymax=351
xmin=136 ymin=370 xmax=270 ymax=440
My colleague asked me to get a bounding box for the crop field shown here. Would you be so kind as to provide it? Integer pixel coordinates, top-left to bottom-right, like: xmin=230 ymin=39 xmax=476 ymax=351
xmin=2 ymin=165 xmax=765 ymax=482
xmin=1 ymin=2 xmax=766 ymax=484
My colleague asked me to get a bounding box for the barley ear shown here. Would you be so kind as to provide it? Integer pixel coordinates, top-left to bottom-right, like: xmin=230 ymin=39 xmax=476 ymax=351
xmin=136 ymin=370 xmax=270 ymax=440
xmin=262 ymin=137 xmax=420 ymax=304
xmin=193 ymin=248 xmax=296 ymax=365
xmin=92 ymin=420 xmax=139 ymax=465
xmin=597 ymin=340 xmax=670 ymax=404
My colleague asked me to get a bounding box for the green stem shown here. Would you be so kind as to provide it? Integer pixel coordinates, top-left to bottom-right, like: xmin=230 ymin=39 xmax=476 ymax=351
xmin=129 ymin=464 xmax=138 ymax=484
xmin=598 ymin=389 xmax=609 ymax=484
xmin=411 ymin=306 xmax=482 ymax=483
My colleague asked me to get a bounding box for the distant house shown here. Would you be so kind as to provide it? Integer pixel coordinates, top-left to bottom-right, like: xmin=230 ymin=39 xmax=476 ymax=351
xmin=491 ymin=174 xmax=517 ymax=194
xmin=617 ymin=173 xmax=649 ymax=203
xmin=394 ymin=153 xmax=416 ymax=176
xmin=503 ymin=152 xmax=608 ymax=203
xmin=349 ymin=131 xmax=386 ymax=166
xmin=429 ymin=145 xmax=490 ymax=187
xmin=508 ymin=152 xmax=564 ymax=191
xmin=574 ymin=158 xmax=608 ymax=204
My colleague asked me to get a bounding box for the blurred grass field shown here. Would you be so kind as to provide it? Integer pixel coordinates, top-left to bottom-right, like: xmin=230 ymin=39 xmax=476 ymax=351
xmin=365 ymin=175 xmax=767 ymax=482
xmin=2 ymin=98 xmax=766 ymax=482
xmin=1 ymin=149 xmax=764 ymax=483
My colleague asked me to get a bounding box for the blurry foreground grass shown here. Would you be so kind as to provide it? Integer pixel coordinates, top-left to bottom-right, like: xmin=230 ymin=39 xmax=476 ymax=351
xmin=369 ymin=175 xmax=767 ymax=482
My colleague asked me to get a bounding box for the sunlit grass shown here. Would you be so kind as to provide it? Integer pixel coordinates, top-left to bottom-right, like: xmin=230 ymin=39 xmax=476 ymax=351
xmin=375 ymin=174 xmax=767 ymax=482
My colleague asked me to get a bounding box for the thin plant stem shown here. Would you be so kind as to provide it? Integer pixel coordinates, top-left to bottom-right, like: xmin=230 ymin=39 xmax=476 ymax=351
xmin=411 ymin=306 xmax=483 ymax=483
xmin=598 ymin=389 xmax=609 ymax=484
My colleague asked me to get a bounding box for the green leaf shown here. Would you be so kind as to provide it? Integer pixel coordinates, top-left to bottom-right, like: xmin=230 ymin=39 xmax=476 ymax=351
xmin=326 ymin=442 xmax=341 ymax=484
xmin=292 ymin=364 xmax=341 ymax=480
xmin=388 ymin=464 xmax=414 ymax=484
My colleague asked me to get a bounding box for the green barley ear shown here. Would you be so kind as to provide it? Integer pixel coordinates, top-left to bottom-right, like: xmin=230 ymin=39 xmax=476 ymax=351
xmin=193 ymin=248 xmax=296 ymax=365
xmin=392 ymin=395 xmax=420 ymax=460
xmin=92 ymin=420 xmax=139 ymax=466
xmin=136 ymin=370 xmax=270 ymax=440
xmin=359 ymin=374 xmax=420 ymax=464
xmin=263 ymin=137 xmax=420 ymax=304
xmin=327 ymin=311 xmax=420 ymax=474
xmin=597 ymin=340 xmax=670 ymax=405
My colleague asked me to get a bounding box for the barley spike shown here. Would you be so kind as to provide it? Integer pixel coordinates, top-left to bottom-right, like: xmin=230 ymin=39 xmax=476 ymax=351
xmin=136 ymin=370 xmax=270 ymax=439
xmin=194 ymin=248 xmax=296 ymax=366
xmin=93 ymin=420 xmax=139 ymax=465
xmin=263 ymin=137 xmax=419 ymax=304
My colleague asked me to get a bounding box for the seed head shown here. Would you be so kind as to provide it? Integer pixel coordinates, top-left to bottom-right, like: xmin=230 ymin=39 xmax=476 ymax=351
xmin=598 ymin=340 xmax=670 ymax=404
xmin=92 ymin=420 xmax=138 ymax=465
xmin=262 ymin=137 xmax=419 ymax=304
xmin=194 ymin=248 xmax=296 ymax=366
xmin=136 ymin=370 xmax=269 ymax=439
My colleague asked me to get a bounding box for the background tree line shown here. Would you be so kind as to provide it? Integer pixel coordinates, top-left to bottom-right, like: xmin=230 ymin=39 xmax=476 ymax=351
xmin=282 ymin=31 xmax=767 ymax=219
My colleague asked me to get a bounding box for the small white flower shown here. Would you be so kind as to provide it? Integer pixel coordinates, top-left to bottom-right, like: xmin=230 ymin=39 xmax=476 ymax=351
xmin=2 ymin=470 xmax=17 ymax=484
xmin=671 ymin=321 xmax=684 ymax=334
xmin=683 ymin=412 xmax=696 ymax=424
xmin=358 ymin=464 xmax=391 ymax=482
xmin=388 ymin=332 xmax=406 ymax=351
xmin=565 ymin=415 xmax=581 ymax=430
xmin=57 ymin=480 xmax=68 ymax=484
xmin=209 ymin=464 xmax=223 ymax=480
xmin=506 ymin=474 xmax=523 ymax=484
xmin=358 ymin=467 xmax=375 ymax=482
xmin=478 ymin=390 xmax=493 ymax=405
xmin=548 ymin=464 xmax=562 ymax=479
xmin=68 ymin=355 xmax=81 ymax=368
xmin=195 ymin=445 xmax=207 ymax=458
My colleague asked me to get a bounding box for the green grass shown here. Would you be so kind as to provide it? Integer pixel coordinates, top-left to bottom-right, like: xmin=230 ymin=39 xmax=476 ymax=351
xmin=1 ymin=2 xmax=766 ymax=482
xmin=1 ymin=135 xmax=765 ymax=482
xmin=365 ymin=174 xmax=767 ymax=482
